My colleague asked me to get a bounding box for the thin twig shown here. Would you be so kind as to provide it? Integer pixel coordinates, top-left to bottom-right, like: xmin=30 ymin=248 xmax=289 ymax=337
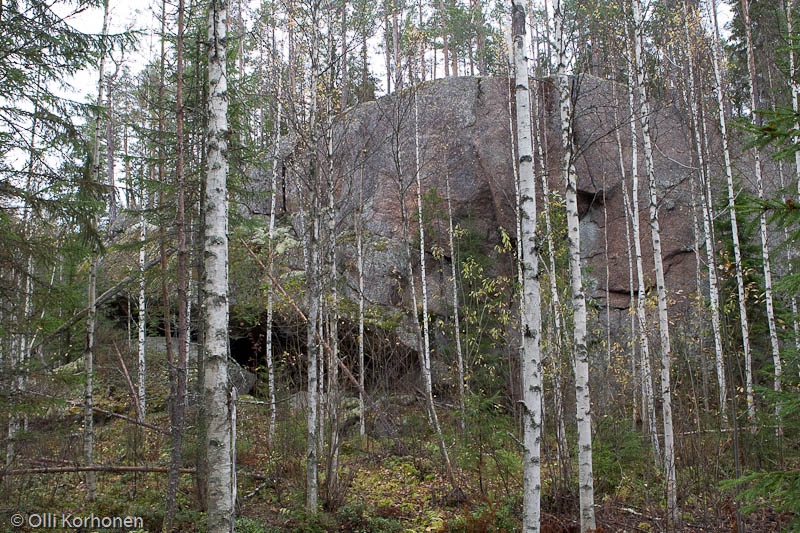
xmin=239 ymin=237 xmax=407 ymax=454
xmin=112 ymin=340 xmax=142 ymax=422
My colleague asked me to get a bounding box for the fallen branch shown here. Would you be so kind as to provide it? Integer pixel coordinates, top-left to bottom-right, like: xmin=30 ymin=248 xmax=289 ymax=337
xmin=17 ymin=389 xmax=169 ymax=435
xmin=112 ymin=340 xmax=143 ymax=422
xmin=90 ymin=406 xmax=170 ymax=435
xmin=2 ymin=464 xmax=194 ymax=476
xmin=240 ymin=238 xmax=407 ymax=454
xmin=30 ymin=249 xmax=175 ymax=359
xmin=3 ymin=464 xmax=269 ymax=480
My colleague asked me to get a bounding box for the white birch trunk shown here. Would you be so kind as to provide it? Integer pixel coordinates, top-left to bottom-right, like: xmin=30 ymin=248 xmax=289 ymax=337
xmin=631 ymin=0 xmax=677 ymax=522
xmin=204 ymin=0 xmax=234 ymax=529
xmin=708 ymin=0 xmax=753 ymax=423
xmin=614 ymin=108 xmax=639 ymax=428
xmin=512 ymin=2 xmax=543 ymax=530
xmin=507 ymin=54 xmax=525 ymax=428
xmin=625 ymin=57 xmax=659 ymax=460
xmin=683 ymin=2 xmax=726 ymax=414
xmin=324 ymin=108 xmax=340 ymax=499
xmin=786 ymin=0 xmax=800 ymax=355
xmin=138 ymin=204 xmax=147 ymax=421
xmin=553 ymin=2 xmax=595 ymax=529
xmin=266 ymin=66 xmax=282 ymax=444
xmin=444 ymin=170 xmax=465 ymax=431
xmin=741 ymin=0 xmax=782 ymax=423
xmin=357 ymin=167 xmax=366 ymax=436
xmin=531 ymin=38 xmax=569 ymax=464
xmin=304 ymin=0 xmax=322 ymax=511
xmin=413 ymin=85 xmax=454 ymax=483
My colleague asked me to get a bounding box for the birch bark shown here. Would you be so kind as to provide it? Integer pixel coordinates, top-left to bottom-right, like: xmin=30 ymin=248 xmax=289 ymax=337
xmin=630 ymin=0 xmax=677 ymax=521
xmin=683 ymin=1 xmax=726 ymax=414
xmin=786 ymin=0 xmax=800 ymax=354
xmin=741 ymin=0 xmax=782 ymax=423
xmin=512 ymin=2 xmax=543 ymax=530
xmin=413 ymin=85 xmax=454 ymax=484
xmin=553 ymin=1 xmax=595 ymax=529
xmin=707 ymin=0 xmax=753 ymax=423
xmin=204 ymin=0 xmax=234 ymax=529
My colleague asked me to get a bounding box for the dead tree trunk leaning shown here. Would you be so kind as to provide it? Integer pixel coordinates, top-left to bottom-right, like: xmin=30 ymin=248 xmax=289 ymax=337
xmin=204 ymin=0 xmax=234 ymax=530
xmin=552 ymin=1 xmax=595 ymax=530
xmin=512 ymin=2 xmax=543 ymax=531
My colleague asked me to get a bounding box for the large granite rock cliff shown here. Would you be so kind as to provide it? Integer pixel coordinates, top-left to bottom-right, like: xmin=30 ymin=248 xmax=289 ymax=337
xmin=251 ymin=75 xmax=708 ymax=344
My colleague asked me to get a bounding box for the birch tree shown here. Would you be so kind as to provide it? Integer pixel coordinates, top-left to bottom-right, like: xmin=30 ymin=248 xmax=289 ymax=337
xmin=624 ymin=64 xmax=659 ymax=457
xmin=785 ymin=0 xmax=800 ymax=354
xmin=630 ymin=0 xmax=677 ymax=522
xmin=265 ymin=61 xmax=282 ymax=444
xmin=740 ymin=0 xmax=783 ymax=422
xmin=512 ymin=2 xmax=543 ymax=530
xmin=204 ymin=0 xmax=234 ymax=529
xmin=683 ymin=0 xmax=726 ymax=418
xmin=552 ymin=1 xmax=595 ymax=529
xmin=707 ymin=0 xmax=753 ymax=423
xmin=413 ymin=81 xmax=454 ymax=484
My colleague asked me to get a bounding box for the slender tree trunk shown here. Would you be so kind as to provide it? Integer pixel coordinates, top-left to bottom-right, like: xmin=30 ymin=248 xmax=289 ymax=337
xmin=84 ymin=256 xmax=98 ymax=502
xmin=708 ymin=0 xmax=753 ymax=424
xmin=305 ymin=202 xmax=320 ymax=513
xmin=340 ymin=1 xmax=349 ymax=108
xmin=357 ymin=166 xmax=366 ymax=436
xmin=553 ymin=2 xmax=595 ymax=529
xmin=413 ymin=84 xmax=454 ymax=484
xmin=204 ymin=0 xmax=234 ymax=529
xmin=741 ymin=0 xmax=782 ymax=428
xmin=265 ymin=65 xmax=282 ymax=444
xmin=440 ymin=0 xmax=450 ymax=77
xmin=786 ymin=0 xmax=800 ymax=354
xmin=444 ymin=168 xmax=465 ymax=431
xmin=531 ymin=41 xmax=569 ymax=472
xmin=157 ymin=0 xmax=174 ymax=383
xmin=393 ymin=8 xmax=402 ymax=90
xmin=384 ymin=5 xmax=392 ymax=94
xmin=684 ymin=1 xmax=725 ymax=415
xmin=512 ymin=3 xmax=543 ymax=530
xmin=165 ymin=0 xmax=189 ymax=528
xmin=305 ymin=3 xmax=322 ymax=510
xmin=138 ymin=190 xmax=147 ymax=421
xmin=612 ymin=89 xmax=639 ymax=428
xmin=324 ymin=91 xmax=341 ymax=501
xmin=630 ymin=0 xmax=677 ymax=522
xmin=626 ymin=52 xmax=659 ymax=461
xmin=83 ymin=0 xmax=111 ymax=502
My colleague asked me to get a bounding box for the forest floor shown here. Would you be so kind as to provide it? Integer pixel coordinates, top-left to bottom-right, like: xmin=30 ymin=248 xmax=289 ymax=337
xmin=0 ymin=337 xmax=793 ymax=532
